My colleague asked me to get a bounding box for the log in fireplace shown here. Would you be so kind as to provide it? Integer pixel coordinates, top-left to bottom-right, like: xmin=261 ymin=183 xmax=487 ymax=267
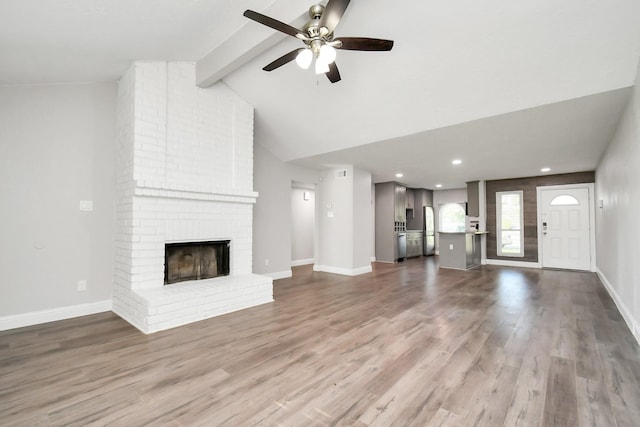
xmin=164 ymin=240 xmax=230 ymax=285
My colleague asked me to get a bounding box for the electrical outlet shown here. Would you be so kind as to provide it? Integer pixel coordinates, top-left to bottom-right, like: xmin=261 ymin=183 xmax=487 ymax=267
xmin=265 ymin=258 xmax=269 ymax=266
xmin=449 ymin=244 xmax=454 ymax=250
xmin=77 ymin=280 xmax=87 ymax=291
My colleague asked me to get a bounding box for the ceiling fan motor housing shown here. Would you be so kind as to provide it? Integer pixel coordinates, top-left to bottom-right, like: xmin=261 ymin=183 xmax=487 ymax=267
xmin=303 ymin=5 xmax=331 ymax=41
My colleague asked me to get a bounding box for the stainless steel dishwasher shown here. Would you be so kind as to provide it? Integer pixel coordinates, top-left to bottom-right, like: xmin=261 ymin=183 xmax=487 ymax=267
xmin=396 ymin=232 xmax=406 ymax=261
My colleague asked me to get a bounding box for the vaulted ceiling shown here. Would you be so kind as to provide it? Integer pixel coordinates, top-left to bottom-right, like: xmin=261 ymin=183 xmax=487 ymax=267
xmin=3 ymin=0 xmax=640 ymax=188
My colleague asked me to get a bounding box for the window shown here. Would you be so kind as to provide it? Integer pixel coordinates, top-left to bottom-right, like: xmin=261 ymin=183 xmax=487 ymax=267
xmin=550 ymin=195 xmax=579 ymax=206
xmin=440 ymin=203 xmax=465 ymax=232
xmin=497 ymin=191 xmax=524 ymax=257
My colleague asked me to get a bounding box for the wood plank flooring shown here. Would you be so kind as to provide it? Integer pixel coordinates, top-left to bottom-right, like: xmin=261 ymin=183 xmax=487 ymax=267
xmin=2 ymin=258 xmax=640 ymax=426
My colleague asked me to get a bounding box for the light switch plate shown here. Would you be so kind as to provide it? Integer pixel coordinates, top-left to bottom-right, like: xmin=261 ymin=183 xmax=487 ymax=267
xmin=79 ymin=200 xmax=93 ymax=211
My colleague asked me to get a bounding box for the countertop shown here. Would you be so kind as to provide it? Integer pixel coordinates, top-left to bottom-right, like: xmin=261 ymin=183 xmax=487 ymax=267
xmin=438 ymin=231 xmax=489 ymax=235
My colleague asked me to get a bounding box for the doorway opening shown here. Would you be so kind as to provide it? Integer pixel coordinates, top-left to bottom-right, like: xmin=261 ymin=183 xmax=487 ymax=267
xmin=291 ymin=183 xmax=316 ymax=269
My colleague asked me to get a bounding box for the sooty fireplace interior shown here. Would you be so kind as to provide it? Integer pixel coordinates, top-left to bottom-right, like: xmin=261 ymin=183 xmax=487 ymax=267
xmin=164 ymin=240 xmax=230 ymax=285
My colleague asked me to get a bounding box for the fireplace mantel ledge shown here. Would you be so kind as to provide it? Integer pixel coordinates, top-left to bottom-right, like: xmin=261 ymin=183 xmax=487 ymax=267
xmin=134 ymin=180 xmax=258 ymax=204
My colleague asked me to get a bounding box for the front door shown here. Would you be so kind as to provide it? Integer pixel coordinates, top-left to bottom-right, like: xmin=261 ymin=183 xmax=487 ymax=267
xmin=538 ymin=185 xmax=592 ymax=270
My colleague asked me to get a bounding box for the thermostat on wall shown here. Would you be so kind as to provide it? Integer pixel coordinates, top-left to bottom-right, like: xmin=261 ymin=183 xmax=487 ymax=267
xmin=335 ymin=169 xmax=347 ymax=179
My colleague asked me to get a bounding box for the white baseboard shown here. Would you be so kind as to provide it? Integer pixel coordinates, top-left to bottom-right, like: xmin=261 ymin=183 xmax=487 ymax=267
xmin=352 ymin=265 xmax=374 ymax=276
xmin=291 ymin=258 xmax=314 ymax=267
xmin=265 ymin=270 xmax=293 ymax=280
xmin=313 ymin=264 xmax=373 ymax=276
xmin=597 ymin=268 xmax=640 ymax=346
xmin=370 ymin=256 xmax=377 ymax=262
xmin=485 ymin=259 xmax=542 ymax=269
xmin=0 ymin=300 xmax=113 ymax=332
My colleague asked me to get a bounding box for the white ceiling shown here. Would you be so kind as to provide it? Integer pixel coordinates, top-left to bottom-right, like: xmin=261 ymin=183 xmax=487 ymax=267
xmin=292 ymin=88 xmax=631 ymax=188
xmin=0 ymin=0 xmax=274 ymax=83
xmin=2 ymin=0 xmax=640 ymax=189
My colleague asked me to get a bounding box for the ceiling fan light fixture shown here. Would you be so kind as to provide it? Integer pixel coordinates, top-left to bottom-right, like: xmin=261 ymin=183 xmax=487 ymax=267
xmin=315 ymin=57 xmax=330 ymax=74
xmin=296 ymin=48 xmax=313 ymax=69
xmin=243 ymin=1 xmax=394 ymax=83
xmin=319 ymin=44 xmax=337 ymax=64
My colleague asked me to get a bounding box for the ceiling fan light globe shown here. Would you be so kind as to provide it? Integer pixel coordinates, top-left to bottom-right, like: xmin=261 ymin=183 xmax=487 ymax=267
xmin=315 ymin=57 xmax=330 ymax=74
xmin=295 ymin=49 xmax=313 ymax=69
xmin=319 ymin=44 xmax=337 ymax=64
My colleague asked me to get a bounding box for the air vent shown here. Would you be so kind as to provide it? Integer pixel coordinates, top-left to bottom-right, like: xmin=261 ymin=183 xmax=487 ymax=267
xmin=335 ymin=169 xmax=348 ymax=179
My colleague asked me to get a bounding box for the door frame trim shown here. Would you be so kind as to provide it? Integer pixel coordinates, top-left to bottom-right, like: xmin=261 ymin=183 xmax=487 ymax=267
xmin=536 ymin=183 xmax=596 ymax=272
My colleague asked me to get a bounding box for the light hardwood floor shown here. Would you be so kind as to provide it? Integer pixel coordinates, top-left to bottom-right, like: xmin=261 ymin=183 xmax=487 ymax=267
xmin=2 ymin=258 xmax=640 ymax=426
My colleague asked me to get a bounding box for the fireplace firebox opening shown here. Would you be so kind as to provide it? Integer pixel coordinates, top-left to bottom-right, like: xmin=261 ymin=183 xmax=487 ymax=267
xmin=164 ymin=240 xmax=230 ymax=285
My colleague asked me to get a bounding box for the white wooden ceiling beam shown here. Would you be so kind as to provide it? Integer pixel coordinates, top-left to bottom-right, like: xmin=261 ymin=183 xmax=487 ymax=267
xmin=196 ymin=0 xmax=321 ymax=88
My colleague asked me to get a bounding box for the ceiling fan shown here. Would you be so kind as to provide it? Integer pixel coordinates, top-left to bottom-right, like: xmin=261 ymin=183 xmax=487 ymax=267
xmin=243 ymin=0 xmax=394 ymax=83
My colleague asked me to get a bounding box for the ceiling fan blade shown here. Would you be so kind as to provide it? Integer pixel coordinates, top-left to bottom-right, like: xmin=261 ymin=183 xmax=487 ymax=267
xmin=335 ymin=37 xmax=394 ymax=51
xmin=263 ymin=49 xmax=304 ymax=71
xmin=326 ymin=62 xmax=341 ymax=83
xmin=243 ymin=10 xmax=303 ymax=38
xmin=319 ymin=0 xmax=351 ymax=35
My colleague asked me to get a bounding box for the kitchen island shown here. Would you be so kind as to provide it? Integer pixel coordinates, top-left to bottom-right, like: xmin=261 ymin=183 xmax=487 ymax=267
xmin=438 ymin=231 xmax=488 ymax=270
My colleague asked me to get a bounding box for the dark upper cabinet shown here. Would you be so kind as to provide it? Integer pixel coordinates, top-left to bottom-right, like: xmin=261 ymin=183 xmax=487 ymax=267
xmin=394 ymin=184 xmax=406 ymax=222
xmin=406 ymin=188 xmax=414 ymax=210
xmin=467 ymin=181 xmax=480 ymax=217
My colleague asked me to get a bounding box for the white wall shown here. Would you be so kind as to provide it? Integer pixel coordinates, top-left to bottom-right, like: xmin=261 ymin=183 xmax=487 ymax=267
xmin=316 ymin=167 xmax=355 ymax=272
xmin=433 ymin=188 xmax=468 ymax=252
xmin=291 ymin=186 xmax=314 ymax=264
xmin=253 ymin=144 xmax=321 ymax=279
xmin=0 ymin=83 xmax=116 ymax=323
xmin=596 ymin=60 xmax=640 ymax=343
xmin=253 ymin=157 xmax=372 ymax=278
xmin=353 ymin=168 xmax=373 ymax=269
xmin=371 ymin=183 xmax=376 ymax=261
xmin=253 ymin=143 xmax=292 ymax=279
xmin=315 ymin=166 xmax=373 ymax=276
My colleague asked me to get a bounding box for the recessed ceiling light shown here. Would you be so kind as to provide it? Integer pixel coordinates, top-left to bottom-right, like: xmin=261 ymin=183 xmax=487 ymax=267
xmin=436 ymin=184 xmax=443 ymax=188
xmin=395 ymin=173 xmax=403 ymax=178
xmin=452 ymin=159 xmax=462 ymax=165
xmin=541 ymin=167 xmax=551 ymax=172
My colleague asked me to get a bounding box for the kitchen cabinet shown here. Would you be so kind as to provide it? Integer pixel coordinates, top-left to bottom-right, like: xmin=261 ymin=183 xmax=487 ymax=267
xmin=375 ymin=183 xmax=432 ymax=263
xmin=405 ymin=188 xmax=415 ymax=220
xmin=406 ymin=188 xmax=414 ymax=210
xmin=375 ymin=182 xmax=408 ymax=263
xmin=467 ymin=181 xmax=480 ymax=217
xmin=406 ymin=188 xmax=435 ymax=233
xmin=394 ymin=184 xmax=407 ymax=222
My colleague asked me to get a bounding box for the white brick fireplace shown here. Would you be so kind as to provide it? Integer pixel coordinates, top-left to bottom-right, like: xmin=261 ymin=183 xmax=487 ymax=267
xmin=113 ymin=61 xmax=273 ymax=334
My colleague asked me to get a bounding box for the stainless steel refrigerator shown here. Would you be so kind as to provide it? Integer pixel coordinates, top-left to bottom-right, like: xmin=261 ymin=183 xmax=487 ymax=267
xmin=423 ymin=206 xmax=435 ymax=256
